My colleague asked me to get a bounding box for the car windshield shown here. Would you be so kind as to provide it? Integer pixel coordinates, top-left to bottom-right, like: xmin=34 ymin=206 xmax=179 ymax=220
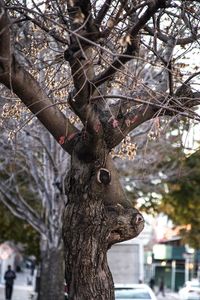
xmin=191 ymin=283 xmax=200 ymax=288
xmin=115 ymin=288 xmax=151 ymax=299
xmin=185 ymin=282 xmax=200 ymax=288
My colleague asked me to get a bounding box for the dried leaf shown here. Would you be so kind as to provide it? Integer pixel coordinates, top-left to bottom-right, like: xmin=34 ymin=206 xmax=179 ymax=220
xmin=125 ymin=119 xmax=131 ymax=127
xmin=125 ymin=35 xmax=131 ymax=45
xmin=68 ymin=0 xmax=74 ymax=7
xmin=73 ymin=12 xmax=85 ymax=24
xmin=107 ymin=18 xmax=114 ymax=29
xmin=119 ymin=35 xmax=132 ymax=47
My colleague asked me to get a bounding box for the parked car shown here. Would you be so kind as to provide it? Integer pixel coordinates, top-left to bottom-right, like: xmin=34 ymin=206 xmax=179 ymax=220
xmin=115 ymin=283 xmax=157 ymax=300
xmin=179 ymin=280 xmax=200 ymax=300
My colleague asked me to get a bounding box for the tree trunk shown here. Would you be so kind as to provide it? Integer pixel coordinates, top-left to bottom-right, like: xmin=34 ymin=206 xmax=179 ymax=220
xmin=63 ymin=153 xmax=144 ymax=300
xmin=39 ymin=239 xmax=64 ymax=300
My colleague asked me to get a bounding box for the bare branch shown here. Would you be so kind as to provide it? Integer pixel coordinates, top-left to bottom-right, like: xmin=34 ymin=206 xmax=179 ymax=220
xmin=0 ymin=184 xmax=48 ymax=236
xmin=93 ymin=0 xmax=166 ymax=87
xmin=0 ymin=0 xmax=78 ymax=154
xmin=95 ymin=0 xmax=112 ymax=26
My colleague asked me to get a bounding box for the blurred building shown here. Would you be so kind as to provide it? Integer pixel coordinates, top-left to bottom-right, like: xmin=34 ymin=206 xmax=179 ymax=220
xmin=144 ymin=226 xmax=200 ymax=291
xmin=108 ymin=215 xmax=200 ymax=290
xmin=0 ymin=241 xmax=23 ymax=283
xmin=108 ymin=214 xmax=153 ymax=284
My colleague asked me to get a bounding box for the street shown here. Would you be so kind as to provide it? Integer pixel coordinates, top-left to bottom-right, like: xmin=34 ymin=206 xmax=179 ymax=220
xmin=0 ymin=269 xmax=181 ymax=300
xmin=157 ymin=292 xmax=180 ymax=300
xmin=0 ymin=288 xmax=181 ymax=300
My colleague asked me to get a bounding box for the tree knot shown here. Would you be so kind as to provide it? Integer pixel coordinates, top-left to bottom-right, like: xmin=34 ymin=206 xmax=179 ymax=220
xmin=97 ymin=168 xmax=111 ymax=185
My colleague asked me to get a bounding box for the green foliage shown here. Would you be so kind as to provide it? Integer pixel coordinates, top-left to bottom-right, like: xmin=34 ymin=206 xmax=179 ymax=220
xmin=160 ymin=150 xmax=200 ymax=249
xmin=0 ymin=202 xmax=40 ymax=258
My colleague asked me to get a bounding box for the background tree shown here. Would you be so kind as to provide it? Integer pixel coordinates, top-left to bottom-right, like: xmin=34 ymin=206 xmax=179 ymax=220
xmin=118 ymin=120 xmax=200 ymax=248
xmin=0 ymin=202 xmax=40 ymax=258
xmin=118 ymin=120 xmax=187 ymax=207
xmin=1 ymin=1 xmax=200 ymax=300
xmin=160 ymin=149 xmax=200 ymax=249
xmin=0 ymin=124 xmax=68 ymax=300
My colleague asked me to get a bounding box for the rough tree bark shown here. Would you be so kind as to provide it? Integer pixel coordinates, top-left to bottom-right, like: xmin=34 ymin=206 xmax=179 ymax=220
xmin=39 ymin=239 xmax=64 ymax=300
xmin=0 ymin=132 xmax=67 ymax=300
xmin=63 ymin=152 xmax=144 ymax=299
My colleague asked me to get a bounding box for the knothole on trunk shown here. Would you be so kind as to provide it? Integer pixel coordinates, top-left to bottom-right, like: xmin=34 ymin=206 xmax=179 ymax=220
xmin=97 ymin=168 xmax=111 ymax=185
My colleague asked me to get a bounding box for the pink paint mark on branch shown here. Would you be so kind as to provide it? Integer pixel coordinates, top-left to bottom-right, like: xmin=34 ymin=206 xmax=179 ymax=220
xmin=108 ymin=117 xmax=119 ymax=128
xmin=94 ymin=122 xmax=101 ymax=133
xmin=59 ymin=136 xmax=66 ymax=145
xmin=112 ymin=119 xmax=119 ymax=128
xmin=67 ymin=132 xmax=77 ymax=141
xmin=131 ymin=115 xmax=138 ymax=124
xmin=59 ymin=133 xmax=78 ymax=144
xmin=125 ymin=119 xmax=131 ymax=127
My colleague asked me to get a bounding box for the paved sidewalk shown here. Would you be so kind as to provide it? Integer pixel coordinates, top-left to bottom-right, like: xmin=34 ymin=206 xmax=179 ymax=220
xmin=157 ymin=292 xmax=180 ymax=300
xmin=0 ymin=268 xmax=34 ymax=300
xmin=0 ymin=285 xmax=32 ymax=300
